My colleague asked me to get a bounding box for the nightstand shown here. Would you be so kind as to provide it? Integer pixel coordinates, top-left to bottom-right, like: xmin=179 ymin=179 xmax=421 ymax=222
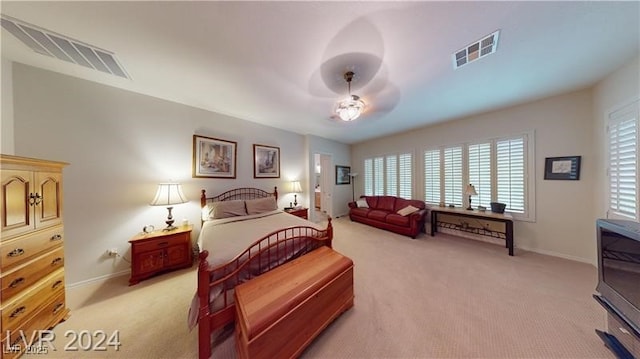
xmin=128 ymin=225 xmax=193 ymax=285
xmin=285 ymin=207 xmax=308 ymax=219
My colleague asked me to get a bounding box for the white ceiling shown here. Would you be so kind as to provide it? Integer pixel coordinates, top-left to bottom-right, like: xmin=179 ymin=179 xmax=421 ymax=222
xmin=2 ymin=1 xmax=639 ymax=144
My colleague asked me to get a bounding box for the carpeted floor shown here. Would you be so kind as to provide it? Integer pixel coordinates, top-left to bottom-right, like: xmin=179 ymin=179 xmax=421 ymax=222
xmin=26 ymin=216 xmax=613 ymax=358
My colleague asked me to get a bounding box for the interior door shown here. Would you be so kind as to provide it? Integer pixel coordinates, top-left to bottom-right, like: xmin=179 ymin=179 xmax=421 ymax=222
xmin=320 ymin=154 xmax=333 ymax=218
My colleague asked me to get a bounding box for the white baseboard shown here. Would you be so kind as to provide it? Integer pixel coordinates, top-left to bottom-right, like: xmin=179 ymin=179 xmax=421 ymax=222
xmin=67 ymin=269 xmax=130 ymax=289
xmin=436 ymin=228 xmax=596 ymax=267
xmin=516 ymin=245 xmax=596 ymax=266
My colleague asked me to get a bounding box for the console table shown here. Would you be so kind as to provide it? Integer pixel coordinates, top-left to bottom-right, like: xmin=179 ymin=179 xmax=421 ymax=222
xmin=430 ymin=207 xmax=514 ymax=256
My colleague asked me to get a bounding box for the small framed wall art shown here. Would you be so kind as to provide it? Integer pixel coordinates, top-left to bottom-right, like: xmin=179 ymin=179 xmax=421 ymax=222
xmin=544 ymin=155 xmax=581 ymax=180
xmin=335 ymin=165 xmax=351 ymax=185
xmin=192 ymin=135 xmax=237 ymax=178
xmin=253 ymin=144 xmax=280 ymax=178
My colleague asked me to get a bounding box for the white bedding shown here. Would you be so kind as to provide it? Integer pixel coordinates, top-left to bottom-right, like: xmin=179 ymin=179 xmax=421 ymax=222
xmin=198 ymin=209 xmax=322 ymax=269
xmin=188 ymin=209 xmax=323 ymax=329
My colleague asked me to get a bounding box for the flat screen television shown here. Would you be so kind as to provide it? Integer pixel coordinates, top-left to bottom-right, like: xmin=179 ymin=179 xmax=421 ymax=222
xmin=596 ymin=219 xmax=640 ymax=334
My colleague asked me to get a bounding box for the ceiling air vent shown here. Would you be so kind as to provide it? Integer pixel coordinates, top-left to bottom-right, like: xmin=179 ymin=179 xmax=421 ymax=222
xmin=1 ymin=15 xmax=130 ymax=79
xmin=452 ymin=30 xmax=500 ymax=69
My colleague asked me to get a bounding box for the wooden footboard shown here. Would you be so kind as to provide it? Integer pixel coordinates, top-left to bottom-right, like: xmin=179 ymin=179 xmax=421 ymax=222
xmin=197 ymin=219 xmax=333 ymax=359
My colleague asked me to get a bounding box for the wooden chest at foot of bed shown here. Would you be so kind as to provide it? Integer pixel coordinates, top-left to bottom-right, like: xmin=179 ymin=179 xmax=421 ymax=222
xmin=234 ymin=246 xmax=354 ymax=359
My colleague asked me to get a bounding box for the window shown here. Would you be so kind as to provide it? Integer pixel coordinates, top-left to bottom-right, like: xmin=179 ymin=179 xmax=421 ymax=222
xmin=424 ymin=150 xmax=441 ymax=204
xmin=443 ymin=146 xmax=463 ymax=206
xmin=424 ymin=132 xmax=533 ymax=220
xmin=608 ymin=100 xmax=640 ymax=220
xmin=496 ymin=137 xmax=525 ymax=213
xmin=373 ymin=157 xmax=384 ymax=196
xmin=363 ymin=152 xmax=413 ymax=199
xmin=468 ymin=142 xmax=492 ymax=207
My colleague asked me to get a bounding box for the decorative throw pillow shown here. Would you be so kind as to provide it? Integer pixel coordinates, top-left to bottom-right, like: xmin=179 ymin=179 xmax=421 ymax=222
xmin=356 ymin=199 xmax=369 ymax=208
xmin=397 ymin=205 xmax=419 ymax=216
xmin=245 ymin=197 xmax=277 ymax=215
xmin=212 ymin=200 xmax=247 ymax=219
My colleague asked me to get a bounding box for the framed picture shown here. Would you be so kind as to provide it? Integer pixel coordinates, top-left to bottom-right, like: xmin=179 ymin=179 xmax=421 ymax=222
xmin=335 ymin=165 xmax=351 ymax=185
xmin=544 ymin=156 xmax=581 ymax=180
xmin=253 ymin=144 xmax=280 ymax=178
xmin=192 ymin=135 xmax=237 ymax=178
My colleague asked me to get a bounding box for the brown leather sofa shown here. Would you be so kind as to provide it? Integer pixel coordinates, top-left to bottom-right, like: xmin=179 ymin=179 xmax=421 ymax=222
xmin=348 ymin=196 xmax=429 ymax=238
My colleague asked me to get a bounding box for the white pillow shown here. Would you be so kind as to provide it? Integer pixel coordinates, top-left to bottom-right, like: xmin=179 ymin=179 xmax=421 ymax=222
xmin=397 ymin=205 xmax=419 ymax=216
xmin=211 ymin=200 xmax=247 ymax=219
xmin=245 ymin=197 xmax=278 ymax=215
xmin=356 ymin=199 xmax=369 ymax=208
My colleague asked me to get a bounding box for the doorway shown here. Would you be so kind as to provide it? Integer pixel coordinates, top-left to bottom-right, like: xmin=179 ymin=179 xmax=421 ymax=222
xmin=313 ymin=153 xmax=332 ymax=222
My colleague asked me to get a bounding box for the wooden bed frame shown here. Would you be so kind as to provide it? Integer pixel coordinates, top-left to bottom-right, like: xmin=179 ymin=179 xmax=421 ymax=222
xmin=197 ymin=187 xmax=333 ymax=359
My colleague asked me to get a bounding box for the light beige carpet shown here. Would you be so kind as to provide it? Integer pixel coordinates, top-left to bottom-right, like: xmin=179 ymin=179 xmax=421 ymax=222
xmin=26 ymin=217 xmax=613 ymax=358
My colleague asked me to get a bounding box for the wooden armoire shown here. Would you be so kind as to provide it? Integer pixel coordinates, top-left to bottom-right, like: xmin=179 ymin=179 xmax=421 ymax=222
xmin=0 ymin=154 xmax=69 ymax=358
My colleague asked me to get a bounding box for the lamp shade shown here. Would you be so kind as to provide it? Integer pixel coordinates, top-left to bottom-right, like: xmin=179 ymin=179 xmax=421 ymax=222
xmin=465 ymin=184 xmax=478 ymax=196
xmin=150 ymin=183 xmax=188 ymax=206
xmin=291 ymin=181 xmax=302 ymax=193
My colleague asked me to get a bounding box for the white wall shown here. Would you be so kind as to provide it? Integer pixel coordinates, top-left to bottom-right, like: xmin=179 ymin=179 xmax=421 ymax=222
xmin=1 ymin=58 xmax=15 ymax=154
xmin=353 ymin=89 xmax=597 ymax=262
xmin=593 ymin=55 xmax=640 ymax=219
xmin=10 ymin=63 xmax=351 ymax=286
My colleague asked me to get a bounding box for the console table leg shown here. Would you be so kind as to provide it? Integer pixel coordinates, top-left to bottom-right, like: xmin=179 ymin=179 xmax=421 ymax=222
xmin=506 ymin=220 xmax=514 ymax=256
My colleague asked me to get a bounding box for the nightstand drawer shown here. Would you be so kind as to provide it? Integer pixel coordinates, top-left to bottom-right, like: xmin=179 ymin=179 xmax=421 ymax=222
xmin=1 ymin=247 xmax=64 ymax=302
xmin=134 ymin=232 xmax=189 ymax=253
xmin=285 ymin=208 xmax=308 ymax=219
xmin=1 ymin=226 xmax=64 ymax=271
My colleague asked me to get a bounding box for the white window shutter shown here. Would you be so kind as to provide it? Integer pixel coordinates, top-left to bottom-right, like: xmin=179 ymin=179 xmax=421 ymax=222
xmin=399 ymin=153 xmax=412 ymax=199
xmin=374 ymin=157 xmax=384 ymax=196
xmin=608 ymin=100 xmax=639 ymax=220
xmin=444 ymin=146 xmax=463 ymax=206
xmin=468 ymin=142 xmax=492 ymax=207
xmin=386 ymin=156 xmax=398 ymax=197
xmin=364 ymin=159 xmax=373 ymax=196
xmin=424 ymin=149 xmax=441 ymax=204
xmin=496 ymin=137 xmax=525 ymax=213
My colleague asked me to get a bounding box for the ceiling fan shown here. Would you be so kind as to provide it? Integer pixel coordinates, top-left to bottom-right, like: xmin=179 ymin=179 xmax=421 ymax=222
xmin=335 ymin=71 xmax=365 ymax=121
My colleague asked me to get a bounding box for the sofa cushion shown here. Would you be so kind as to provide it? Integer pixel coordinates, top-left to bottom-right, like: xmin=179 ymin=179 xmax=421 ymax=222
xmin=364 ymin=196 xmax=378 ymax=209
xmin=394 ymin=198 xmax=426 ymax=212
xmin=350 ymin=207 xmax=370 ymax=217
xmin=386 ymin=213 xmax=410 ymax=226
xmin=356 ymin=199 xmax=369 ymax=208
xmin=367 ymin=209 xmax=389 ymax=222
xmin=397 ymin=205 xmax=420 ymax=216
xmin=376 ymin=196 xmax=396 ymax=212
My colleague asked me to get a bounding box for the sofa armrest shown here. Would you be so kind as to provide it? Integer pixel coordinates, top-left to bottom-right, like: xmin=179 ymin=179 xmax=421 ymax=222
xmin=408 ymin=209 xmax=427 ymax=222
xmin=348 ymin=202 xmax=357 ymax=209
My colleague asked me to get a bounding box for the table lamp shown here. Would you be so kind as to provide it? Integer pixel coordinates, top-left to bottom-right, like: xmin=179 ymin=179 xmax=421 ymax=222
xmin=150 ymin=183 xmax=188 ymax=231
xmin=291 ymin=181 xmax=302 ymax=207
xmin=465 ymin=184 xmax=477 ymax=210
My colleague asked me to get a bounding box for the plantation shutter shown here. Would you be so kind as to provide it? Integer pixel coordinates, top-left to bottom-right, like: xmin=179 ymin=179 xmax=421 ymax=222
xmin=608 ymin=101 xmax=639 ymax=220
xmin=386 ymin=156 xmax=398 ymax=196
xmin=496 ymin=137 xmax=525 ymax=213
xmin=468 ymin=142 xmax=492 ymax=207
xmin=364 ymin=159 xmax=373 ymax=196
xmin=399 ymin=153 xmax=412 ymax=199
xmin=424 ymin=149 xmax=441 ymax=204
xmin=444 ymin=146 xmax=463 ymax=206
xmin=373 ymin=157 xmax=384 ymax=196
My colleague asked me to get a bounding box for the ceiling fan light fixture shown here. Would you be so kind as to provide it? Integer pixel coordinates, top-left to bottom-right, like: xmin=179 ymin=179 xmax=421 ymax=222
xmin=337 ymin=95 xmax=365 ymax=121
xmin=335 ymin=71 xmax=365 ymax=121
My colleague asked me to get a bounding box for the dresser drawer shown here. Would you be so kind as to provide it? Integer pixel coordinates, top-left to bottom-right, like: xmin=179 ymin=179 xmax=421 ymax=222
xmin=1 ymin=291 xmax=66 ymax=358
xmin=134 ymin=232 xmax=188 ymax=253
xmin=1 ymin=269 xmax=65 ymax=332
xmin=1 ymin=226 xmax=64 ymax=271
xmin=1 ymin=247 xmax=65 ymax=302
